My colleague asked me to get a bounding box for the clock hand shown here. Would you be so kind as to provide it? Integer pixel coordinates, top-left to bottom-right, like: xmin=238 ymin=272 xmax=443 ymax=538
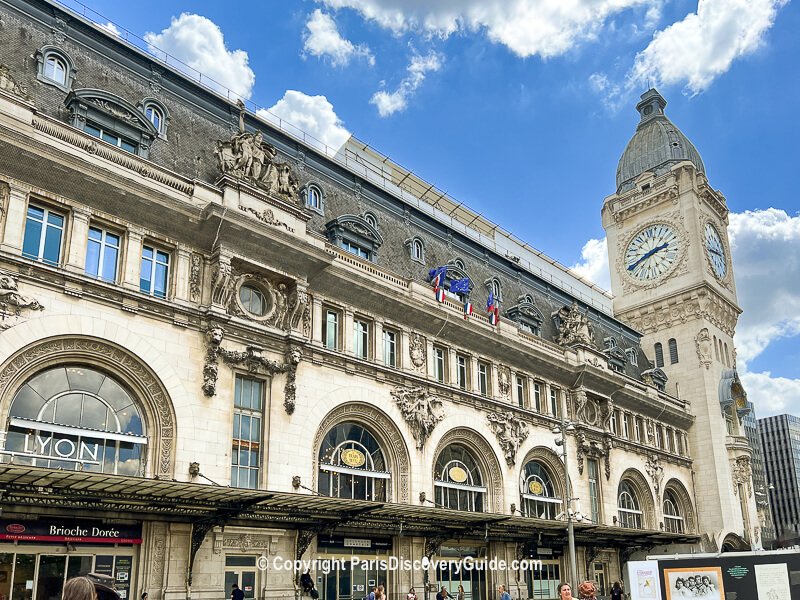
xmin=628 ymin=242 xmax=669 ymax=271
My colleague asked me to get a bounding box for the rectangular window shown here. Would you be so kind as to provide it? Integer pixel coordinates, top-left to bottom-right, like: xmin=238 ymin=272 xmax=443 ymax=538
xmin=457 ymin=355 xmax=468 ymax=390
xmin=353 ymin=319 xmax=369 ymax=359
xmin=549 ymin=388 xmax=561 ymax=417
xmin=635 ymin=417 xmax=643 ymax=442
xmin=22 ymin=204 xmax=64 ymax=266
xmin=231 ymin=375 xmax=264 ymax=489
xmin=667 ymin=429 xmax=676 ymax=453
xmin=433 ymin=346 xmax=445 ymax=383
xmin=478 ymin=362 xmax=489 ymax=396
xmin=623 ymin=413 xmax=631 ymax=439
xmin=676 ymin=433 xmax=684 ymax=456
xmin=516 ymin=376 xmax=526 ymax=408
xmin=588 ymin=459 xmax=600 ymax=524
xmin=84 ymin=121 xmax=137 ymax=154
xmin=342 ymin=240 xmax=370 ymax=260
xmin=533 ymin=383 xmax=542 ymax=412
xmin=655 ymin=424 xmax=663 ymax=448
xmin=140 ymin=245 xmax=170 ymax=299
xmin=324 ymin=309 xmax=340 ymax=350
xmin=610 ymin=409 xmax=619 ymax=435
xmin=85 ymin=226 xmax=120 ymax=282
xmin=383 ymin=329 xmax=396 ymax=367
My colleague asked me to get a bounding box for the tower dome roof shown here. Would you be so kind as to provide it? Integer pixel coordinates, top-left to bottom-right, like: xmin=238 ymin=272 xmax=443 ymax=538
xmin=616 ymin=89 xmax=705 ymax=193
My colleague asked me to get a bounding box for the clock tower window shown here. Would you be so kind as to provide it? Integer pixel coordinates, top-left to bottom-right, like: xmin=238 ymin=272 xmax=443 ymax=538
xmin=668 ymin=339 xmax=679 ymax=364
xmin=654 ymin=343 xmax=664 ymax=368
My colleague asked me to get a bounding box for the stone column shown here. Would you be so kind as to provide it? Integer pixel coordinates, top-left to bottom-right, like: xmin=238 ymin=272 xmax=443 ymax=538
xmin=374 ymin=321 xmax=384 ymax=365
xmin=1 ymin=181 xmax=30 ymax=254
xmin=447 ymin=348 xmax=458 ymax=386
xmin=312 ymin=297 xmax=323 ymax=346
xmin=426 ymin=338 xmax=435 ymax=380
xmin=491 ymin=363 xmax=500 ymax=399
xmin=173 ymin=245 xmax=191 ymax=302
xmin=343 ymin=308 xmax=354 ymax=355
xmin=469 ymin=356 xmax=479 ymax=394
xmin=65 ymin=207 xmax=92 ymax=274
xmin=122 ymin=227 xmax=144 ymax=291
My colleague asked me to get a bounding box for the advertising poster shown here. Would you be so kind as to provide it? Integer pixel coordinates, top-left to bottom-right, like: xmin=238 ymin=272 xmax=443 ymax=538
xmin=115 ymin=556 xmax=133 ymax=600
xmin=625 ymin=560 xmax=663 ymax=600
xmin=663 ymin=566 xmax=724 ymax=599
xmin=755 ymin=563 xmax=791 ymax=599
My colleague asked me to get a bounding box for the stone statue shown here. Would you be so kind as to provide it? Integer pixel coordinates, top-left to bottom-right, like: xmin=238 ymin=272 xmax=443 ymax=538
xmin=695 ymin=327 xmax=712 ymax=370
xmin=498 ymin=368 xmax=511 ymax=399
xmin=214 ymin=101 xmax=298 ymax=199
xmin=487 ymin=411 xmax=529 ymax=466
xmin=0 ymin=273 xmax=44 ymax=312
xmin=211 ymin=259 xmax=234 ymax=307
xmin=555 ymin=302 xmax=594 ymax=347
xmin=731 ymin=455 xmax=753 ymax=497
xmin=0 ymin=64 xmax=30 ymax=100
xmin=285 ymin=287 xmax=309 ymax=332
xmin=391 ymin=386 xmax=444 ymax=450
xmin=202 ymin=325 xmax=225 ymax=396
xmin=645 ymin=454 xmax=664 ymax=501
xmin=573 ymin=388 xmax=589 ymax=423
xmin=273 ymin=283 xmax=288 ymax=329
xmin=601 ymin=396 xmax=614 ymax=433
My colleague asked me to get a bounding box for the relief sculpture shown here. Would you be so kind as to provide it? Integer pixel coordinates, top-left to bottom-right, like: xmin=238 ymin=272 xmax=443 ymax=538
xmin=391 ymin=386 xmax=443 ymax=450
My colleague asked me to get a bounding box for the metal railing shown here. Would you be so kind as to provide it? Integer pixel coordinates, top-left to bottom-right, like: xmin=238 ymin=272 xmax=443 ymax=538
xmin=51 ymin=0 xmax=614 ymax=314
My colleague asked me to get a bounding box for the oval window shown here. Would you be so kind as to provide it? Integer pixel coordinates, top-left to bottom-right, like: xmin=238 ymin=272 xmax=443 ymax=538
xmin=239 ymin=284 xmax=268 ymax=317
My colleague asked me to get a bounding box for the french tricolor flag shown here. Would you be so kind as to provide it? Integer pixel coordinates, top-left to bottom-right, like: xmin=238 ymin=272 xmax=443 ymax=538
xmin=489 ymin=306 xmax=499 ymax=326
xmin=463 ymin=301 xmax=473 ymax=319
xmin=435 ymin=287 xmax=446 ymax=303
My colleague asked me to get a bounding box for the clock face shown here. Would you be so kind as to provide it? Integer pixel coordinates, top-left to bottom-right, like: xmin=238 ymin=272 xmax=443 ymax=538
xmin=625 ymin=224 xmax=680 ymax=281
xmin=704 ymin=223 xmax=727 ymax=278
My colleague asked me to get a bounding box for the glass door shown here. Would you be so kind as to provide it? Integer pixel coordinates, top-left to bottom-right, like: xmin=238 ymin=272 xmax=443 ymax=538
xmin=319 ymin=557 xmax=387 ymax=600
xmin=224 ymin=557 xmax=258 ymax=600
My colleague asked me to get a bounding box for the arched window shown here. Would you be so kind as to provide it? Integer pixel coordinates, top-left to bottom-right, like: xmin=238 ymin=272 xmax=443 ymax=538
xmin=306 ymin=185 xmax=322 ymax=210
xmin=434 ymin=444 xmax=486 ymax=512
xmin=668 ymin=338 xmax=679 ymax=364
xmin=140 ymin=98 xmax=170 ymax=138
xmin=318 ymin=423 xmax=388 ymax=501
xmin=363 ymin=213 xmax=377 ymax=228
xmin=36 ymin=46 xmax=76 ymax=91
xmin=654 ymin=343 xmax=664 ymax=368
xmin=724 ymin=343 xmax=730 ymax=367
xmin=4 ymin=366 xmax=146 ymax=475
xmin=663 ymin=490 xmax=684 ymax=533
xmin=409 ymin=238 xmax=424 ymax=262
xmin=487 ymin=278 xmax=502 ymax=302
xmin=617 ymin=480 xmax=643 ymax=528
xmin=714 ymin=336 xmax=720 ymax=361
xmin=520 ymin=461 xmax=561 ymax=519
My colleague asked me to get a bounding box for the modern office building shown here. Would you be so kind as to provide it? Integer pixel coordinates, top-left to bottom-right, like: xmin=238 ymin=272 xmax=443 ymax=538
xmin=759 ymin=414 xmax=800 ymax=547
xmin=0 ymin=0 xmax=760 ymax=599
xmin=743 ymin=402 xmax=774 ymax=546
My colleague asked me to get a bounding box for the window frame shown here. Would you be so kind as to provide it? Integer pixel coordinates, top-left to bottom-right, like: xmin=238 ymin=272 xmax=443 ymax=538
xmin=433 ymin=346 xmax=446 ymax=383
xmin=382 ymin=328 xmax=397 ymax=368
xmin=231 ymin=374 xmax=265 ymax=489
xmin=668 ymin=338 xmax=679 ymax=364
xmin=36 ymin=46 xmax=76 ymax=91
xmin=85 ymin=224 xmax=121 ymax=283
xmin=22 ymin=203 xmax=65 ymax=266
xmin=477 ymin=361 xmax=489 ymax=396
xmin=654 ymin=342 xmax=664 ymax=368
xmin=353 ymin=318 xmax=370 ymax=360
xmin=456 ymin=354 xmax=468 ymax=390
xmin=140 ymin=243 xmax=171 ymax=299
xmin=549 ymin=387 xmax=561 ymax=417
xmin=305 ymin=184 xmax=324 ymax=213
xmin=140 ymin=97 xmax=170 ymax=139
xmin=323 ymin=307 xmax=341 ymax=351
xmin=516 ymin=375 xmax=527 ymax=409
xmin=533 ymin=382 xmax=542 ymax=412
xmin=617 ymin=481 xmax=643 ymax=529
xmin=588 ymin=458 xmax=601 ymax=524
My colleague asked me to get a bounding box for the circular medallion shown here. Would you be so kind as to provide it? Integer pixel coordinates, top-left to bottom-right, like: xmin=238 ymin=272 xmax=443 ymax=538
xmin=341 ymin=448 xmax=366 ymax=468
xmin=529 ymin=480 xmax=544 ymax=496
xmin=624 ymin=224 xmax=680 ymax=281
xmin=449 ymin=466 xmax=468 ymax=483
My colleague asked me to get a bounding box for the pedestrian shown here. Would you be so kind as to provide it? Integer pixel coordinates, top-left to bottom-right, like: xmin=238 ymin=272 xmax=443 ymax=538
xmin=497 ymin=585 xmax=511 ymax=600
xmin=557 ymin=583 xmax=573 ymax=600
xmin=377 ymin=586 xmax=385 ymax=600
xmin=141 ymin=594 xmax=148 ymax=600
xmin=577 ymin=581 xmax=597 ymax=599
xmin=457 ymin=586 xmax=465 ymax=600
xmin=407 ymin=588 xmax=418 ymax=600
xmin=610 ymin=582 xmax=625 ymax=600
xmin=231 ymin=584 xmax=245 ymax=600
xmin=436 ymin=587 xmax=449 ymax=600
xmin=63 ymin=578 xmax=97 ymax=600
xmin=369 ymin=587 xmax=377 ymax=600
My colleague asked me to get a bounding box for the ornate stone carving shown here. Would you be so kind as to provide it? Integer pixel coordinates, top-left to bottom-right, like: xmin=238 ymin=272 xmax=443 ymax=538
xmin=731 ymin=456 xmax=753 ymax=497
xmin=645 ymin=454 xmax=664 ymax=502
xmin=554 ymin=302 xmax=595 ymax=348
xmin=285 ymin=286 xmax=310 ymax=336
xmin=0 ymin=64 xmax=30 ymax=100
xmin=239 ymin=204 xmax=293 ymax=233
xmin=211 ymin=256 xmax=234 ymax=307
xmin=486 ymin=411 xmax=528 ymax=466
xmin=201 ymin=325 xmax=301 ymax=414
xmin=189 ymin=254 xmax=202 ymax=302
xmin=0 ymin=273 xmax=44 ymax=328
xmin=573 ymin=388 xmax=589 ymax=424
xmin=498 ymin=366 xmax=511 ymax=399
xmin=695 ymin=327 xmax=712 ymax=369
xmin=576 ymin=431 xmax=607 ymax=477
xmin=409 ymin=333 xmax=426 ymax=370
xmin=215 ymin=100 xmax=298 ymax=199
xmin=391 ymin=385 xmax=443 ymax=451
xmin=600 ymin=397 xmax=614 ymax=433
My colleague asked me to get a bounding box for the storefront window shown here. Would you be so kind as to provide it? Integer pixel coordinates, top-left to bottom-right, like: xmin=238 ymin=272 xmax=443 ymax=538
xmin=1 ymin=366 xmax=147 ymax=476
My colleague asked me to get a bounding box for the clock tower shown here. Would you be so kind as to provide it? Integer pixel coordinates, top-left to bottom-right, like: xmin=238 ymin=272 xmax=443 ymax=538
xmin=602 ymin=89 xmax=759 ymax=551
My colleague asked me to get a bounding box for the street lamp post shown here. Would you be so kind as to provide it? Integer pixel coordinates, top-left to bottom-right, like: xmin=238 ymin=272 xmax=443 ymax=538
xmin=553 ymin=419 xmax=578 ymax=588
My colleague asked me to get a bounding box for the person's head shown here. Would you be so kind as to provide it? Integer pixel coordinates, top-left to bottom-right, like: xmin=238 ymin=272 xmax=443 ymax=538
xmin=498 ymin=586 xmax=505 ymax=594
xmin=232 ymin=584 xmax=240 ymax=590
xmin=378 ymin=587 xmax=384 ymax=595
xmin=459 ymin=586 xmax=464 ymax=593
xmin=612 ymin=582 xmax=621 ymax=591
xmin=142 ymin=593 xmax=148 ymax=600
xmin=63 ymin=577 xmax=96 ymax=600
xmin=675 ymin=578 xmax=684 ymax=588
xmin=409 ymin=589 xmax=415 ymax=594
xmin=557 ymin=583 xmax=572 ymax=599
xmin=441 ymin=588 xmax=448 ymax=595
xmin=701 ymin=576 xmax=710 ymax=585
xmin=686 ymin=576 xmax=695 ymax=585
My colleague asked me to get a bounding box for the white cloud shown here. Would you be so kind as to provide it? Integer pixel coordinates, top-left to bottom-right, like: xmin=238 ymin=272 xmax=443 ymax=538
xmin=320 ymin=0 xmax=656 ymax=59
xmin=98 ymin=22 xmax=121 ymax=37
xmin=570 ymin=237 xmax=610 ymax=290
xmin=258 ymin=90 xmax=351 ymax=152
xmin=145 ymin=13 xmax=255 ymax=100
xmin=740 ymin=371 xmax=800 ymax=418
xmin=370 ymin=51 xmax=442 ymax=117
xmin=303 ymin=9 xmax=375 ymax=67
xmin=628 ymin=0 xmax=788 ymax=94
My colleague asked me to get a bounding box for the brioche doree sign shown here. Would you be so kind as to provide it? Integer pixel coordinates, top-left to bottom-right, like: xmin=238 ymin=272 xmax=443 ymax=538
xmin=0 ymin=519 xmax=142 ymax=544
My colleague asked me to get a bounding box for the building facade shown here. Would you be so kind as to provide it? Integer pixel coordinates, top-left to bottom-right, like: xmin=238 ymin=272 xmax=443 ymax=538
xmin=0 ymin=1 xmax=758 ymax=600
xmin=743 ymin=402 xmax=774 ymax=547
xmin=759 ymin=414 xmax=800 ymax=547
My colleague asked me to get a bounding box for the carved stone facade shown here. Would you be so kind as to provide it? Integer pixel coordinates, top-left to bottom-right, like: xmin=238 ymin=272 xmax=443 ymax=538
xmin=555 ymin=302 xmax=595 ymax=348
xmin=486 ymin=411 xmax=528 ymax=466
xmin=391 ymin=385 xmax=443 ymax=451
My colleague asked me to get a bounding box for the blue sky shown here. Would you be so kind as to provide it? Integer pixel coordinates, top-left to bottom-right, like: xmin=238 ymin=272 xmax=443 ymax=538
xmin=67 ymin=0 xmax=800 ymax=417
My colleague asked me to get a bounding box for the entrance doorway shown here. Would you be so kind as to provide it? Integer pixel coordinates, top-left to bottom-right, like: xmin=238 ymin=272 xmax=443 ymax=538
xmin=592 ymin=563 xmax=606 ymax=596
xmin=0 ymin=554 xmax=95 ymax=600
xmin=320 ymin=557 xmax=387 ymax=600
xmin=434 ymin=547 xmax=487 ymax=600
xmin=224 ymin=556 xmax=259 ymax=600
